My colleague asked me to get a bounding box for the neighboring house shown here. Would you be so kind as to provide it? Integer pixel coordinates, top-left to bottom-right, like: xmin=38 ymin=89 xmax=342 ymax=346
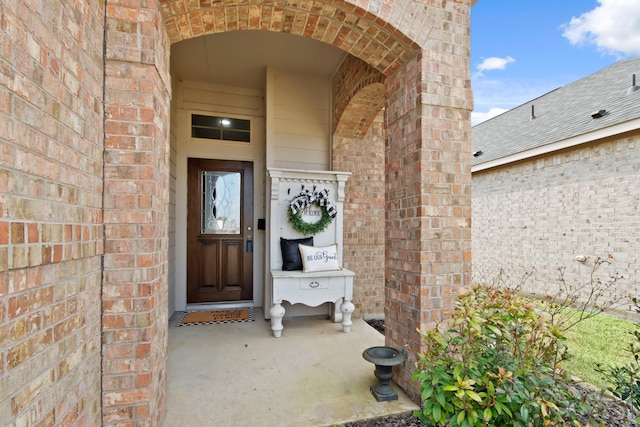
xmin=472 ymin=57 xmax=640 ymax=317
xmin=0 ymin=1 xmax=475 ymax=425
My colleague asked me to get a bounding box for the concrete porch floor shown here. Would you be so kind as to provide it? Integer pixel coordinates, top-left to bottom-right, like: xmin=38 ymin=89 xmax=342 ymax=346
xmin=161 ymin=309 xmax=418 ymax=426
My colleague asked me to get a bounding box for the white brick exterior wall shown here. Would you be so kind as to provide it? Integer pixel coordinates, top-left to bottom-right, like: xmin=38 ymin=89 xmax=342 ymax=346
xmin=472 ymin=133 xmax=640 ymax=317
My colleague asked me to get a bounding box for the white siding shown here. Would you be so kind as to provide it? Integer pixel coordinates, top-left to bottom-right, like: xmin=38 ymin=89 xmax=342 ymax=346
xmin=266 ymin=68 xmax=331 ymax=170
xmin=170 ymin=72 xmax=333 ymax=315
xmin=173 ymin=80 xmax=266 ymax=311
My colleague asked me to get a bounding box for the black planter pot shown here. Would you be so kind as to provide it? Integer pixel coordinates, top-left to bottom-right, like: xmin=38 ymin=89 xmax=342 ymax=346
xmin=362 ymin=346 xmax=405 ymax=402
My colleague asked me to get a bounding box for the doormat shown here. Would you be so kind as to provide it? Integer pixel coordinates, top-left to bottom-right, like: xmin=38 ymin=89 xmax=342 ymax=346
xmin=175 ymin=308 xmax=254 ymax=326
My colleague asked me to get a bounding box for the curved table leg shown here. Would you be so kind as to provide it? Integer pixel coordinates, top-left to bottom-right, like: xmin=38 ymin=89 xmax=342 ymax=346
xmin=270 ymin=303 xmax=285 ymax=338
xmin=340 ymin=299 xmax=355 ymax=333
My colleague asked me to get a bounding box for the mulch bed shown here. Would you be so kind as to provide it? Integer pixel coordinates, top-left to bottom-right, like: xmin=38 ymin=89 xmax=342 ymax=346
xmin=357 ymin=319 xmax=639 ymax=427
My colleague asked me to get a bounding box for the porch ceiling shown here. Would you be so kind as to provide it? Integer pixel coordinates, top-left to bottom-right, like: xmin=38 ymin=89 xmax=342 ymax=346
xmin=171 ymin=30 xmax=347 ymax=90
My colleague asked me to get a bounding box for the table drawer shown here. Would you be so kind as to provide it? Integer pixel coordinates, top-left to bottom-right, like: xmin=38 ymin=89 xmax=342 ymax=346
xmin=300 ymin=277 xmax=329 ymax=290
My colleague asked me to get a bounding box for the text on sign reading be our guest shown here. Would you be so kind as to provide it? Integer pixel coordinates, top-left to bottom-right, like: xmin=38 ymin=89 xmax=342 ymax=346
xmin=306 ymin=250 xmax=337 ymax=263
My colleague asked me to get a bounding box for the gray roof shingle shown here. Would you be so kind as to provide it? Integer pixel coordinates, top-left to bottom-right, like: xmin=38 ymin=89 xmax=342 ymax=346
xmin=472 ymin=57 xmax=640 ymax=167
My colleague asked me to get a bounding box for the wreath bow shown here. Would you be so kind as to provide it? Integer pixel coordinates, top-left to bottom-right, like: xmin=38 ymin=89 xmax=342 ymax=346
xmin=290 ymin=188 xmax=337 ymax=218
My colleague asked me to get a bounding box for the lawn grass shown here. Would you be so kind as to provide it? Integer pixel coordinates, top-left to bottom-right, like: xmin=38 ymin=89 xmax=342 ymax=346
xmin=561 ymin=311 xmax=638 ymax=388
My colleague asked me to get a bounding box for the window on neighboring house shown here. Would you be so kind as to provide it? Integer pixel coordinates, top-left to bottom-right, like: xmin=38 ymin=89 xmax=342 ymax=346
xmin=191 ymin=114 xmax=251 ymax=143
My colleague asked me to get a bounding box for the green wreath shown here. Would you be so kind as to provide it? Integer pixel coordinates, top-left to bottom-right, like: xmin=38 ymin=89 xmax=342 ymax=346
xmin=287 ymin=202 xmax=333 ymax=236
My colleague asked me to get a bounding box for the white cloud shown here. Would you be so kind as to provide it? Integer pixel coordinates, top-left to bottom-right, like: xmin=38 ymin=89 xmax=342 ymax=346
xmin=477 ymin=56 xmax=515 ymax=72
xmin=472 ymin=108 xmax=508 ymax=126
xmin=561 ymin=0 xmax=640 ymax=56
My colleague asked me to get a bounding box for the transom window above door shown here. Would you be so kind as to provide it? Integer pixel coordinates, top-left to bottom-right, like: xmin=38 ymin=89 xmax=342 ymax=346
xmin=191 ymin=114 xmax=251 ymax=142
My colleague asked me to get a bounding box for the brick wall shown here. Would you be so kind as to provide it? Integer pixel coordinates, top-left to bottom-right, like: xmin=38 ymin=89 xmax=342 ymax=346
xmin=333 ymin=113 xmax=386 ymax=318
xmin=0 ymin=0 xmax=105 ymax=425
xmin=102 ymin=0 xmax=171 ymax=425
xmin=331 ymin=54 xmax=386 ymax=318
xmin=326 ymin=0 xmax=474 ymax=401
xmin=384 ymin=2 xmax=473 ymax=399
xmin=473 ymin=134 xmax=640 ymax=317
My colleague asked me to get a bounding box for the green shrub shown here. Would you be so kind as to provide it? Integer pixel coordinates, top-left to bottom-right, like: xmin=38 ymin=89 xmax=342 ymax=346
xmin=413 ymin=285 xmax=601 ymax=426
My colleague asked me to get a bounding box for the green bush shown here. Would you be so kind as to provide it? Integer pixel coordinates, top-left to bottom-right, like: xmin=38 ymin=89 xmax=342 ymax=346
xmin=413 ymin=285 xmax=601 ymax=426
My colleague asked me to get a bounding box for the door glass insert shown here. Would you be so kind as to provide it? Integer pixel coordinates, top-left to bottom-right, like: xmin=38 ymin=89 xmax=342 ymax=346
xmin=202 ymin=171 xmax=241 ymax=234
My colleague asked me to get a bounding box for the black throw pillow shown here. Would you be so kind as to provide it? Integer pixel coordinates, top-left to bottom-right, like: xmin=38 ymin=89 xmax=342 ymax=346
xmin=280 ymin=237 xmax=313 ymax=271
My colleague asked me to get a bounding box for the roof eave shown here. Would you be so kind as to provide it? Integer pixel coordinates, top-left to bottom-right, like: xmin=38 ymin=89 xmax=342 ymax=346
xmin=471 ymin=117 xmax=640 ymax=173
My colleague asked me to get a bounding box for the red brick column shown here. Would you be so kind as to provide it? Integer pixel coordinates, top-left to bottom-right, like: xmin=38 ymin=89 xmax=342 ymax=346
xmin=0 ymin=0 xmax=105 ymax=425
xmin=332 ymin=55 xmax=387 ymax=317
xmin=384 ymin=49 xmax=473 ymax=401
xmin=102 ymin=1 xmax=171 ymax=425
xmin=333 ymin=117 xmax=386 ymax=316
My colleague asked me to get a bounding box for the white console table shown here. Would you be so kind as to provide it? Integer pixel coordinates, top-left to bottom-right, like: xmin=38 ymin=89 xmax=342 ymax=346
xmin=269 ymin=269 xmax=355 ymax=338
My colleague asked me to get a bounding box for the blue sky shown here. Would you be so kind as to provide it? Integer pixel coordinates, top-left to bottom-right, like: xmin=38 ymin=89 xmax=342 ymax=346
xmin=471 ymin=0 xmax=640 ymax=125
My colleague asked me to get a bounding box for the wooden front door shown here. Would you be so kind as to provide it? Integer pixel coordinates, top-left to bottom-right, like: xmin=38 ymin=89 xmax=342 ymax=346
xmin=187 ymin=159 xmax=253 ymax=303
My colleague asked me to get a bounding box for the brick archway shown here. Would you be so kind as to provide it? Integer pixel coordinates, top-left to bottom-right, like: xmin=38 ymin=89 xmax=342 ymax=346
xmin=102 ymin=0 xmax=473 ymax=423
xmin=332 ymin=55 xmax=386 ymax=138
xmin=159 ymin=0 xmax=420 ymax=76
xmin=333 ymin=85 xmax=385 ymax=138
